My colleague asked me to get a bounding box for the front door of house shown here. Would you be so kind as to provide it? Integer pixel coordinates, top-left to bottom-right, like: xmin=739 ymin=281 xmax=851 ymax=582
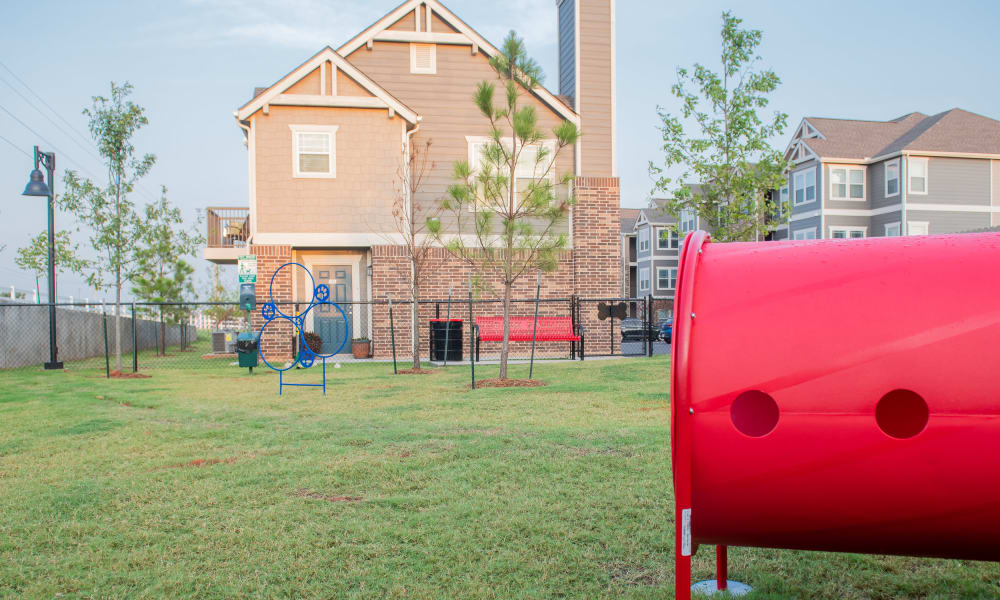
xmin=314 ymin=265 xmax=352 ymax=354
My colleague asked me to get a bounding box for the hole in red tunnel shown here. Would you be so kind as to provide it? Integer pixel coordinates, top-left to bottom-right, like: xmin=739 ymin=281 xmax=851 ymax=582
xmin=730 ymin=390 xmax=779 ymax=437
xmin=876 ymin=389 xmax=928 ymax=439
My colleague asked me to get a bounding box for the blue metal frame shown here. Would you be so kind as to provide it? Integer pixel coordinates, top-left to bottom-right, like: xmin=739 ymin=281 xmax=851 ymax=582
xmin=256 ymin=262 xmax=350 ymax=395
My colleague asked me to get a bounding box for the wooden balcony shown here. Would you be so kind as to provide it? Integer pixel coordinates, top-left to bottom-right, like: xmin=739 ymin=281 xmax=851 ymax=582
xmin=204 ymin=207 xmax=249 ymax=264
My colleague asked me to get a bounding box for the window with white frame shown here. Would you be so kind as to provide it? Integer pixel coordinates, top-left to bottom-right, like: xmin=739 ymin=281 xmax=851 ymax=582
xmin=410 ymin=43 xmax=436 ymax=74
xmin=680 ymin=209 xmax=696 ymax=232
xmin=638 ymin=228 xmax=650 ymax=252
xmin=639 ymin=267 xmax=650 ymax=292
xmin=884 ymin=222 xmax=901 ymax=237
xmin=290 ymin=125 xmax=338 ymax=178
xmin=793 ymin=168 xmax=816 ymax=205
xmin=466 ymin=137 xmax=556 ymax=210
xmin=655 ymin=227 xmax=678 ymax=250
xmin=909 ymin=157 xmax=928 ymax=195
xmin=830 ymin=227 xmax=866 ymax=239
xmin=656 ymin=267 xmax=677 ymax=290
xmin=908 ymin=221 xmax=929 ymax=235
xmin=830 ymin=166 xmax=865 ymax=200
xmin=885 ymin=159 xmax=900 ymax=197
xmin=793 ymin=227 xmax=817 ymax=240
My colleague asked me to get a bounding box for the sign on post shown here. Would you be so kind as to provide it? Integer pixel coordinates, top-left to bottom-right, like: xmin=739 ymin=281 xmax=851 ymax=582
xmin=238 ymin=255 xmax=257 ymax=283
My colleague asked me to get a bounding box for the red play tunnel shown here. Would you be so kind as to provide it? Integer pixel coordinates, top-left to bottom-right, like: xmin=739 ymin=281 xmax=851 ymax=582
xmin=670 ymin=230 xmax=1000 ymax=597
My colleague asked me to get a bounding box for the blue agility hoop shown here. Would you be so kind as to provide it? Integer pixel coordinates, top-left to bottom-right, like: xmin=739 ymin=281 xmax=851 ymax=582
xmin=297 ymin=300 xmax=350 ymax=359
xmin=269 ymin=262 xmax=315 ymax=320
xmin=257 ymin=315 xmax=303 ymax=372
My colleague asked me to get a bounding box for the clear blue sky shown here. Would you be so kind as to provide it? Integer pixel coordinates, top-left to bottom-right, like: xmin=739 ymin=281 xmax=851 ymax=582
xmin=1 ymin=0 xmax=998 ymax=300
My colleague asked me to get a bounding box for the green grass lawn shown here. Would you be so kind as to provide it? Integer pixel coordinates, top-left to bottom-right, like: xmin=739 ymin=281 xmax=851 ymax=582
xmin=1 ymin=359 xmax=997 ymax=598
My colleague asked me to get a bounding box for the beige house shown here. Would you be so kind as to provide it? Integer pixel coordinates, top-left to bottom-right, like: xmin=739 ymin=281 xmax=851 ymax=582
xmin=205 ymin=0 xmax=620 ymax=357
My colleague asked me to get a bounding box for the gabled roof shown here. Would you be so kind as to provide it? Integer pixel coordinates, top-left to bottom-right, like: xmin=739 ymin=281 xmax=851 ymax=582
xmin=236 ymin=46 xmax=419 ymax=124
xmin=337 ymin=0 xmax=579 ymax=126
xmin=620 ymin=208 xmax=641 ymax=234
xmin=635 ymin=198 xmax=677 ymax=229
xmin=790 ymin=109 xmax=1000 ymax=161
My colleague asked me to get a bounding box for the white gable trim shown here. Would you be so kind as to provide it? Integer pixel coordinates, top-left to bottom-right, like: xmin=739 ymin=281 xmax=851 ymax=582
xmin=236 ymin=47 xmax=419 ymax=124
xmin=338 ymin=0 xmax=579 ymax=126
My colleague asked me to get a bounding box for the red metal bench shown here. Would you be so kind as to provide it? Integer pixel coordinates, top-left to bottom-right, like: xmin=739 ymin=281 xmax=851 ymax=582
xmin=474 ymin=316 xmax=584 ymax=361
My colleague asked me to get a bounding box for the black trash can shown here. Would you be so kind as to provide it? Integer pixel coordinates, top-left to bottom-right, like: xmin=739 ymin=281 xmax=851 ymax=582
xmin=429 ymin=319 xmax=463 ymax=361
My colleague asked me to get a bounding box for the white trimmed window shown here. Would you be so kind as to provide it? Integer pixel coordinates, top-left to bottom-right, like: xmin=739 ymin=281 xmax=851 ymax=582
xmin=830 ymin=166 xmax=865 ymax=201
xmin=466 ymin=137 xmax=556 ymax=210
xmin=779 ymin=185 xmax=789 ymax=210
xmin=410 ymin=43 xmax=436 ymax=74
xmin=680 ymin=209 xmax=696 ymax=232
xmin=655 ymin=227 xmax=678 ymax=250
xmin=656 ymin=267 xmax=677 ymax=290
xmin=793 ymin=227 xmax=817 ymax=240
xmin=884 ymin=222 xmax=901 ymax=237
xmin=290 ymin=125 xmax=338 ymax=178
xmin=793 ymin=169 xmax=816 ymax=205
xmin=830 ymin=227 xmax=866 ymax=239
xmin=638 ymin=228 xmax=650 ymax=252
xmin=909 ymin=157 xmax=928 ymax=195
xmin=639 ymin=267 xmax=650 ymax=292
xmin=885 ymin=159 xmax=900 ymax=197
xmin=908 ymin=221 xmax=930 ymax=236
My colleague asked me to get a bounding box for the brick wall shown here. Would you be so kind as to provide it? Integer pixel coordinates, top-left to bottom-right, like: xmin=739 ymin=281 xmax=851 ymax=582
xmin=572 ymin=176 xmax=622 ymax=354
xmin=370 ymin=245 xmax=577 ymax=360
xmin=250 ymin=244 xmax=294 ymax=362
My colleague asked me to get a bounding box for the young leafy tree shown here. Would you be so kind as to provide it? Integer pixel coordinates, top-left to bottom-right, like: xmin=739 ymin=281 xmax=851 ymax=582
xmin=15 ymin=230 xmax=90 ymax=302
xmin=203 ymin=265 xmax=242 ymax=330
xmin=429 ymin=31 xmax=579 ymax=380
xmin=383 ymin=137 xmax=441 ymax=370
xmin=649 ymin=11 xmax=789 ymax=242
xmin=131 ymin=187 xmax=204 ymax=354
xmin=59 ymin=81 xmax=155 ymax=371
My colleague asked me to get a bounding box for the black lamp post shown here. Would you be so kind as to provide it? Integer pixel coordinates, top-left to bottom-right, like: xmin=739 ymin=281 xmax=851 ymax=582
xmin=23 ymin=146 xmax=62 ymax=369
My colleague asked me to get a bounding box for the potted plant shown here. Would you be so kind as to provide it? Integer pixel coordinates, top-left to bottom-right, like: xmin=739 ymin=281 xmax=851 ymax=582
xmin=351 ymin=337 xmax=371 ymax=359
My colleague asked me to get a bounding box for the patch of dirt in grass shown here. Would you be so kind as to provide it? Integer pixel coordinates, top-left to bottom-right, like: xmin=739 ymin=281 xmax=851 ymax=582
xmin=294 ymin=489 xmax=363 ymax=503
xmin=605 ymin=562 xmax=663 ymax=586
xmin=474 ymin=378 xmax=547 ymax=388
xmin=397 ymin=368 xmax=436 ymax=375
xmin=638 ymin=405 xmax=665 ymax=412
xmin=161 ymin=457 xmax=239 ymax=469
xmin=109 ymin=370 xmax=151 ymax=379
xmin=450 ymin=427 xmax=504 ymax=436
xmin=566 ymin=446 xmax=633 ymax=458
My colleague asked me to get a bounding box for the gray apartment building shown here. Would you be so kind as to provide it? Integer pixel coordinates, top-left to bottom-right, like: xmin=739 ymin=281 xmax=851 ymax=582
xmin=620 ymin=199 xmax=704 ymax=317
xmin=773 ymin=108 xmax=1000 ymax=240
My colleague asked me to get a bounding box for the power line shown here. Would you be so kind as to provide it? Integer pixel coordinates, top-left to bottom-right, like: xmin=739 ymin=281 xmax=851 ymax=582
xmin=0 ymin=131 xmax=31 ymax=158
xmin=0 ymin=61 xmax=166 ymax=205
xmin=0 ymin=60 xmax=95 ymax=149
xmin=0 ymin=72 xmax=107 ymax=166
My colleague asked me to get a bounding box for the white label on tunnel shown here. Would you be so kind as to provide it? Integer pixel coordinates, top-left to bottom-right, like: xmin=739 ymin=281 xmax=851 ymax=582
xmin=681 ymin=508 xmax=692 ymax=556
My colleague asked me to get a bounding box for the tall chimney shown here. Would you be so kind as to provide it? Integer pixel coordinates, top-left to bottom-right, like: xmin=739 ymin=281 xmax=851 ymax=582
xmin=557 ymin=0 xmax=616 ymax=177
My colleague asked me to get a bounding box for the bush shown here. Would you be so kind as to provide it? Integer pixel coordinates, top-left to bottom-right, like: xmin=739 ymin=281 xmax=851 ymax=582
xmin=302 ymin=331 xmax=323 ymax=353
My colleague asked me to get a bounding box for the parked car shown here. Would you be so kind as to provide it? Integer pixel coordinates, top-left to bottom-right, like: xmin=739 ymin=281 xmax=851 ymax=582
xmin=659 ymin=320 xmax=673 ymax=343
xmin=620 ymin=318 xmax=659 ymax=341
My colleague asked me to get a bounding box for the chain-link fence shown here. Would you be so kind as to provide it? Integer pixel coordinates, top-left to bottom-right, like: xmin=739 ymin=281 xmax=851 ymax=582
xmin=0 ymin=296 xmax=670 ymax=374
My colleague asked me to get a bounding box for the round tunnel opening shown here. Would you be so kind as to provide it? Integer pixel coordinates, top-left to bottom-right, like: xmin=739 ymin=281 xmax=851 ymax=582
xmin=730 ymin=390 xmax=779 ymax=437
xmin=876 ymin=389 xmax=928 ymax=439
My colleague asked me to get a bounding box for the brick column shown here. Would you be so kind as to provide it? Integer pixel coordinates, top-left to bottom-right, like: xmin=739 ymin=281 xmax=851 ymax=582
xmin=572 ymin=176 xmax=622 ymax=354
xmin=250 ymin=244 xmax=294 ymax=362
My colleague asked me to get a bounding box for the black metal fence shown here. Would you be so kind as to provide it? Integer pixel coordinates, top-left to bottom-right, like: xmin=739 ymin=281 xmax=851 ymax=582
xmin=0 ymin=295 xmax=672 ymax=373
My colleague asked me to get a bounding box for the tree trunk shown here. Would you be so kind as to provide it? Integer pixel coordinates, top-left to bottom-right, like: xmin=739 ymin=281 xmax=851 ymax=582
xmin=114 ymin=282 xmax=122 ymax=372
xmin=411 ymin=283 xmax=420 ymax=370
xmin=499 ymin=281 xmax=511 ymax=380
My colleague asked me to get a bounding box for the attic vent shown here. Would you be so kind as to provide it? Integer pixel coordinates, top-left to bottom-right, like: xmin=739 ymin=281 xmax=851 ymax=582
xmin=410 ymin=43 xmax=436 ymax=74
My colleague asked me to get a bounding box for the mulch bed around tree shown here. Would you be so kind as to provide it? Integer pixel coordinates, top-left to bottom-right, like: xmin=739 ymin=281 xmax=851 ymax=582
xmin=293 ymin=489 xmax=363 ymax=503
xmin=109 ymin=370 xmax=151 ymax=379
xmin=473 ymin=378 xmax=547 ymax=388
xmin=397 ymin=368 xmax=437 ymax=375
